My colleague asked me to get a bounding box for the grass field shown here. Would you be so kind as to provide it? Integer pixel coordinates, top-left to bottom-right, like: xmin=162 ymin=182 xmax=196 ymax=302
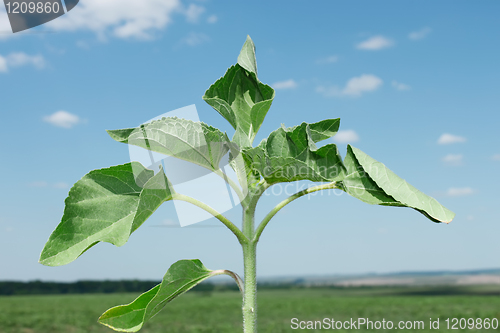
xmin=1 ymin=286 xmax=500 ymax=332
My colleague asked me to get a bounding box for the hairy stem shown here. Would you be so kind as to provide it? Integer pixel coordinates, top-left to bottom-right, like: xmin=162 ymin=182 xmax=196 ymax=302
xmin=240 ymin=182 xmax=269 ymax=333
xmin=253 ymin=182 xmax=339 ymax=243
xmin=171 ymin=193 xmax=248 ymax=244
xmin=212 ymin=269 xmax=245 ymax=294
xmin=242 ymin=208 xmax=257 ymax=333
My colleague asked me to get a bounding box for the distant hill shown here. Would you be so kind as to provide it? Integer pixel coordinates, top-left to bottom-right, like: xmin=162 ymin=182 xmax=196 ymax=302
xmin=2 ymin=268 xmax=500 ymax=295
xmin=259 ymin=268 xmax=500 ymax=287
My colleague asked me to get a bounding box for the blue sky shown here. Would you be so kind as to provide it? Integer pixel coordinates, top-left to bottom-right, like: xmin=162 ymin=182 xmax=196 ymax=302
xmin=1 ymin=1 xmax=499 ymax=281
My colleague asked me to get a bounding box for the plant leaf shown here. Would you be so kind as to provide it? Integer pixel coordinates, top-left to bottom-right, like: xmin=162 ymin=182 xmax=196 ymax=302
xmin=243 ymin=121 xmax=346 ymax=184
xmin=203 ymin=37 xmax=275 ymax=147
xmin=308 ymin=118 xmax=340 ymax=143
xmin=342 ymin=145 xmax=455 ymax=223
xmin=99 ymin=259 xmax=220 ymax=332
xmin=107 ymin=117 xmax=230 ymax=171
xmin=39 ymin=163 xmax=174 ymax=266
xmin=237 ymin=35 xmax=258 ymax=76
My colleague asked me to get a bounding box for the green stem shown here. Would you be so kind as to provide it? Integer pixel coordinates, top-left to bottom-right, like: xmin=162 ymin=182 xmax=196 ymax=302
xmin=242 ymin=208 xmax=257 ymax=333
xmin=212 ymin=269 xmax=245 ymax=294
xmin=240 ymin=182 xmax=268 ymax=333
xmin=172 ymin=193 xmax=248 ymax=244
xmin=253 ymin=182 xmax=339 ymax=243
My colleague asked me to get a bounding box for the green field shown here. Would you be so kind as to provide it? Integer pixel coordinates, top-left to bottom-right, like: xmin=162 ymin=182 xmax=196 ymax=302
xmin=1 ymin=287 xmax=500 ymax=332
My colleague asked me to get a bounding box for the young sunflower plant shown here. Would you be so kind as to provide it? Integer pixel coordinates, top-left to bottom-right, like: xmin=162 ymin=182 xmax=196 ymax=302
xmin=39 ymin=36 xmax=455 ymax=333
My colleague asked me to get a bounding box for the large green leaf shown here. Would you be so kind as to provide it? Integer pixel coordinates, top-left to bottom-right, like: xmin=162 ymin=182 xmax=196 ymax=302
xmin=203 ymin=36 xmax=275 ymax=147
xmin=243 ymin=120 xmax=345 ymax=184
xmin=107 ymin=117 xmax=230 ymax=171
xmin=39 ymin=163 xmax=174 ymax=266
xmin=342 ymin=145 xmax=455 ymax=223
xmin=99 ymin=259 xmax=221 ymax=332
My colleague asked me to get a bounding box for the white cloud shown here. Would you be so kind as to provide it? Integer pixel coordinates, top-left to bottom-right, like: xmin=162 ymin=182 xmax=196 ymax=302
xmin=46 ymin=0 xmax=182 ymax=40
xmin=0 ymin=53 xmax=45 ymax=73
xmin=392 ymin=80 xmax=411 ymax=91
xmin=491 ymin=154 xmax=500 ymax=161
xmin=316 ymin=55 xmax=338 ymax=64
xmin=356 ymin=35 xmax=394 ymax=50
xmin=0 ymin=7 xmax=13 ymax=40
xmin=207 ymin=15 xmax=218 ymax=24
xmin=53 ymin=182 xmax=69 ymax=189
xmin=7 ymin=52 xmax=45 ymax=68
xmin=409 ymin=27 xmax=432 ymax=40
xmin=272 ymin=79 xmax=297 ymax=90
xmin=442 ymin=154 xmax=463 ymax=166
xmin=181 ymin=32 xmax=210 ymax=46
xmin=0 ymin=56 xmax=7 ymax=72
xmin=185 ymin=4 xmax=205 ymax=23
xmin=317 ymin=74 xmax=383 ymax=97
xmin=446 ymin=187 xmax=475 ymax=197
xmin=76 ymin=40 xmax=90 ymax=49
xmin=43 ymin=111 xmax=82 ymax=129
xmin=343 ymin=74 xmax=383 ymax=96
xmin=333 ymin=130 xmax=360 ymax=144
xmin=437 ymin=133 xmax=467 ymax=145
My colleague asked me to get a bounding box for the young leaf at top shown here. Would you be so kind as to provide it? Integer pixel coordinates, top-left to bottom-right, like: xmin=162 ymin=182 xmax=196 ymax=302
xmin=342 ymin=145 xmax=455 ymax=223
xmin=243 ymin=119 xmax=345 ymax=184
xmin=107 ymin=117 xmax=230 ymax=171
xmin=237 ymin=35 xmax=258 ymax=76
xmin=203 ymin=36 xmax=275 ymax=148
xmin=39 ymin=162 xmax=175 ymax=266
xmin=99 ymin=259 xmax=225 ymax=332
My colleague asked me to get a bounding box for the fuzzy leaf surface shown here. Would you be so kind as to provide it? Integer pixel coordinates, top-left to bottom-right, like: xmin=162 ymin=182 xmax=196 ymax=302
xmin=39 ymin=163 xmax=174 ymax=266
xmin=243 ymin=120 xmax=345 ymax=184
xmin=99 ymin=260 xmax=218 ymax=332
xmin=342 ymin=145 xmax=455 ymax=223
xmin=107 ymin=117 xmax=230 ymax=171
xmin=237 ymin=35 xmax=258 ymax=76
xmin=203 ymin=36 xmax=275 ymax=147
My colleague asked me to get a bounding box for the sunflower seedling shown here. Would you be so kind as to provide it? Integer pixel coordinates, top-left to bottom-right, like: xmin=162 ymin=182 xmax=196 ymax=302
xmin=40 ymin=36 xmax=454 ymax=333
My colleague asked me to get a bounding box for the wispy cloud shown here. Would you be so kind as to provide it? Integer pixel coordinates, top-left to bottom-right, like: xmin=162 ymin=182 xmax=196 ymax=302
xmin=333 ymin=130 xmax=360 ymax=143
xmin=442 ymin=154 xmax=463 ymax=166
xmin=446 ymin=187 xmax=475 ymax=197
xmin=317 ymin=74 xmax=383 ymax=97
xmin=392 ymin=80 xmax=411 ymax=91
xmin=272 ymin=79 xmax=297 ymax=90
xmin=437 ymin=133 xmax=467 ymax=145
xmin=46 ymin=0 xmax=182 ymax=40
xmin=356 ymin=35 xmax=394 ymax=50
xmin=43 ymin=111 xmax=82 ymax=129
xmin=207 ymin=15 xmax=218 ymax=24
xmin=0 ymin=53 xmax=45 ymax=73
xmin=316 ymin=55 xmax=338 ymax=64
xmin=180 ymin=32 xmax=210 ymax=46
xmin=409 ymin=27 xmax=432 ymax=40
xmin=0 ymin=7 xmax=14 ymax=40
xmin=492 ymin=154 xmax=500 ymax=161
xmin=0 ymin=57 xmax=6 ymax=72
xmin=185 ymin=4 xmax=205 ymax=23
